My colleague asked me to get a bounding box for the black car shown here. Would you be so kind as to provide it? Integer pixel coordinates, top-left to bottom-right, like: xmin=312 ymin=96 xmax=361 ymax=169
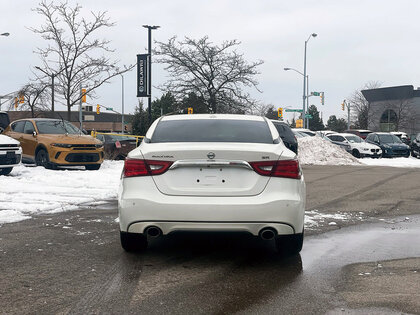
xmin=410 ymin=133 xmax=420 ymax=158
xmin=271 ymin=120 xmax=298 ymax=154
xmin=365 ymin=132 xmax=410 ymax=158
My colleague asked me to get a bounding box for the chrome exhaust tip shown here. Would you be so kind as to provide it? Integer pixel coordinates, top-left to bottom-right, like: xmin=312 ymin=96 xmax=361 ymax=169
xmin=259 ymin=228 xmax=277 ymax=241
xmin=145 ymin=226 xmax=162 ymax=238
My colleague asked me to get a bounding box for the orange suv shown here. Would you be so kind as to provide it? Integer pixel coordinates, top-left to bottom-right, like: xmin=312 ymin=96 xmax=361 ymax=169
xmin=3 ymin=118 xmax=104 ymax=170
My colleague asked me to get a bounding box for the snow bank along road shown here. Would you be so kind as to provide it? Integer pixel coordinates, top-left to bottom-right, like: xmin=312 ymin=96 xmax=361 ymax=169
xmin=1 ymin=165 xmax=419 ymax=314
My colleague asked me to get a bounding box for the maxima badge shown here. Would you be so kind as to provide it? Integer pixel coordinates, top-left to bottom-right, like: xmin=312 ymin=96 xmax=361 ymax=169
xmin=207 ymin=152 xmax=215 ymax=159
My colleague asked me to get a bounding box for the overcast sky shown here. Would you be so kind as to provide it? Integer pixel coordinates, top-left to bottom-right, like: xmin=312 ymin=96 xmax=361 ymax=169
xmin=1 ymin=0 xmax=419 ymax=122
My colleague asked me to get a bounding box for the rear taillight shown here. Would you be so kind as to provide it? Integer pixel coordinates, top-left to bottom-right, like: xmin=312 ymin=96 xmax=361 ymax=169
xmin=123 ymin=159 xmax=173 ymax=177
xmin=115 ymin=141 xmax=122 ymax=149
xmin=250 ymin=160 xmax=301 ymax=179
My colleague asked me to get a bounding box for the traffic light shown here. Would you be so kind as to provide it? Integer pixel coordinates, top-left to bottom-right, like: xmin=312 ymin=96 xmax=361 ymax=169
xmin=341 ymin=102 xmax=345 ymax=111
xmin=82 ymin=88 xmax=87 ymax=103
xmin=96 ymin=104 xmax=100 ymax=114
xmin=19 ymin=94 xmax=24 ymax=104
xmin=187 ymin=107 xmax=193 ymax=114
xmin=296 ymin=119 xmax=303 ymax=128
xmin=320 ymin=92 xmax=325 ymax=105
xmin=14 ymin=97 xmax=18 ymax=109
xmin=278 ymin=107 xmax=283 ymax=118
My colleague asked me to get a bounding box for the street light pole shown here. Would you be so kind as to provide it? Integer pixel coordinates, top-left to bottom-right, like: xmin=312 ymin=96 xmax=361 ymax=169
xmin=121 ymin=74 xmax=124 ymax=134
xmin=306 ymin=75 xmax=309 ymax=129
xmin=303 ymin=33 xmax=317 ymax=129
xmin=142 ymin=25 xmax=160 ymax=125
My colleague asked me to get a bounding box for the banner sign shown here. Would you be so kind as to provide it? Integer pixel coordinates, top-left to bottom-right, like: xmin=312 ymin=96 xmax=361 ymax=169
xmin=137 ymin=54 xmax=150 ymax=97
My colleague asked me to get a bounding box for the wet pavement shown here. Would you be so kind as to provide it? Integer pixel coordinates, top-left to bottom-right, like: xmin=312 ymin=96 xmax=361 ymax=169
xmin=0 ymin=165 xmax=419 ymax=314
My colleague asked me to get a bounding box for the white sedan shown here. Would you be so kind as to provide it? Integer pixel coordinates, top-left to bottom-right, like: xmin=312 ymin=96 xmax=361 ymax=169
xmin=118 ymin=114 xmax=306 ymax=254
xmin=0 ymin=134 xmax=22 ymax=175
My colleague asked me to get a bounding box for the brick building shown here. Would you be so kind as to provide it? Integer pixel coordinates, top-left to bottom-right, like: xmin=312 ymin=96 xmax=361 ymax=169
xmin=6 ymin=110 xmax=133 ymax=133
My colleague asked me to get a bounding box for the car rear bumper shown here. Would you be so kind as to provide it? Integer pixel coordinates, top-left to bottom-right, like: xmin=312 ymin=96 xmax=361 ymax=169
xmin=118 ymin=176 xmax=306 ymax=236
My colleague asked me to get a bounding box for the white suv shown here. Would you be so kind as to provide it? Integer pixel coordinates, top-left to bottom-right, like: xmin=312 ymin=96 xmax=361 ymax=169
xmin=0 ymin=112 xmax=22 ymax=175
xmin=0 ymin=135 xmax=22 ymax=175
xmin=118 ymin=114 xmax=306 ymax=254
xmin=327 ymin=133 xmax=382 ymax=158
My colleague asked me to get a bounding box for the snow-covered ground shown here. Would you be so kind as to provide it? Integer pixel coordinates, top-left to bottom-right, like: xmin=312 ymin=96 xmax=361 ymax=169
xmin=0 ymin=161 xmax=123 ymax=224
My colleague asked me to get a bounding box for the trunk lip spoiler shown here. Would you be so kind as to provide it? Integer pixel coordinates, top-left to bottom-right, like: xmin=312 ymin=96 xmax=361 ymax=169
xmin=169 ymin=159 xmax=253 ymax=171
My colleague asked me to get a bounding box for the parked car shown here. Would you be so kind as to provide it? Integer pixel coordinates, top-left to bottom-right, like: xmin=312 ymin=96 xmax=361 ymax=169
xmin=327 ymin=133 xmax=382 ymax=158
xmin=410 ymin=133 xmax=420 ymax=158
xmin=316 ymin=130 xmax=335 ymax=137
xmin=325 ymin=134 xmax=352 ymax=153
xmin=95 ymin=133 xmax=138 ymax=160
xmin=390 ymin=131 xmax=410 ymax=145
xmin=3 ymin=118 xmax=104 ymax=170
xmin=0 ymin=134 xmax=22 ymax=175
xmin=345 ymin=129 xmax=372 ymax=140
xmin=270 ymin=120 xmax=298 ymax=154
xmin=118 ymin=114 xmax=305 ymax=255
xmin=292 ymin=130 xmax=309 ymax=138
xmin=365 ymin=132 xmax=410 ymax=158
xmin=292 ymin=128 xmax=316 ymax=137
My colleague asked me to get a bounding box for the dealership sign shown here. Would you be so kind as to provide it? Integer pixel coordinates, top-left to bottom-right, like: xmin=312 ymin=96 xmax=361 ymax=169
xmin=137 ymin=54 xmax=150 ymax=97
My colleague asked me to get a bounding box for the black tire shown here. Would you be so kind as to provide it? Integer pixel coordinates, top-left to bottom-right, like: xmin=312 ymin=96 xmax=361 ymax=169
xmin=85 ymin=164 xmax=101 ymax=170
xmin=0 ymin=167 xmax=13 ymax=175
xmin=275 ymin=233 xmax=304 ymax=256
xmin=35 ymin=149 xmax=56 ymax=169
xmin=120 ymin=231 xmax=148 ymax=252
xmin=352 ymin=149 xmax=361 ymax=158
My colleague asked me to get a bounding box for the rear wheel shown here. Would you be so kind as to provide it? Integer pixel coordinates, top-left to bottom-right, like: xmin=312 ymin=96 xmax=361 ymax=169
xmin=120 ymin=231 xmax=148 ymax=252
xmin=0 ymin=167 xmax=12 ymax=175
xmin=35 ymin=149 xmax=56 ymax=169
xmin=85 ymin=164 xmax=101 ymax=170
xmin=352 ymin=149 xmax=361 ymax=158
xmin=275 ymin=233 xmax=304 ymax=256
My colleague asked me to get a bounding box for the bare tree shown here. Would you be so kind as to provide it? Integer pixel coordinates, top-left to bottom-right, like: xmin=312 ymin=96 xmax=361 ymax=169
xmin=154 ymin=36 xmax=263 ymax=114
xmin=348 ymin=81 xmax=381 ymax=129
xmin=30 ymin=1 xmax=133 ymax=120
xmin=8 ymin=83 xmax=50 ymax=117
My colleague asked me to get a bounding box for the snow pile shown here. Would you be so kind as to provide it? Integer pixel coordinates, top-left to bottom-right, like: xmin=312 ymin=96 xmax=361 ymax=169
xmin=0 ymin=161 xmax=123 ymax=224
xmin=298 ymin=136 xmax=361 ymax=166
xmin=361 ymin=156 xmax=420 ymax=168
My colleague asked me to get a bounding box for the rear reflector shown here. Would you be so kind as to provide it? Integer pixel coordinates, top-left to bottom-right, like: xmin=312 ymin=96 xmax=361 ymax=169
xmin=124 ymin=159 xmax=173 ymax=177
xmin=250 ymin=160 xmax=301 ymax=179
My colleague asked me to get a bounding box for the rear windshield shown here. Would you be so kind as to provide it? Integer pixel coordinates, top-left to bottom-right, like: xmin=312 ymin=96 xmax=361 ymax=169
xmin=151 ymin=119 xmax=273 ymax=144
xmin=104 ymin=135 xmax=137 ymax=142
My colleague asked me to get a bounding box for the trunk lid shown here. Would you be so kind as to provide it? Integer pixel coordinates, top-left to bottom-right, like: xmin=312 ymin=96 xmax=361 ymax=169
xmin=136 ymin=142 xmax=284 ymax=196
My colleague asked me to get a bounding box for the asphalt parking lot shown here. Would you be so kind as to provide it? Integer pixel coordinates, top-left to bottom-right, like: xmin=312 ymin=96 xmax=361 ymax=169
xmin=0 ymin=165 xmax=419 ymax=314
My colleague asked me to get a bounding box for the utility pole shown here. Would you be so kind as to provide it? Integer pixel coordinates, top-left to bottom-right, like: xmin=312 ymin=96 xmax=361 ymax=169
xmin=79 ymin=85 xmax=83 ymax=132
xmin=121 ymin=75 xmax=124 ymax=134
xmin=306 ymin=75 xmax=309 ymax=129
xmin=143 ymin=25 xmax=160 ymax=125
